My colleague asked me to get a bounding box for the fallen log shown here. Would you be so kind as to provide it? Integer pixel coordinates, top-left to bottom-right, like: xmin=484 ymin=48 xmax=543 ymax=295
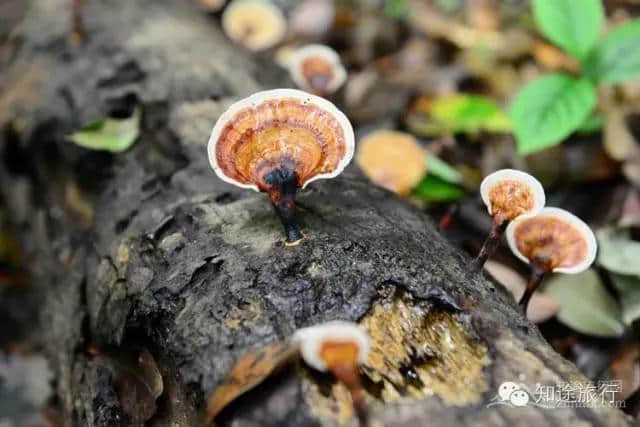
xmin=0 ymin=0 xmax=633 ymax=426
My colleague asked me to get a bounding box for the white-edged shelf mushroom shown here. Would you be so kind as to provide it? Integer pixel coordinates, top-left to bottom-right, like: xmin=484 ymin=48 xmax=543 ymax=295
xmin=222 ymin=0 xmax=287 ymax=51
xmin=506 ymin=207 xmax=597 ymax=313
xmin=356 ymin=130 xmax=427 ymax=196
xmin=474 ymin=169 xmax=545 ymax=270
xmin=289 ymin=44 xmax=347 ymax=96
xmin=293 ymin=321 xmax=371 ymax=426
xmin=207 ymin=89 xmax=355 ymax=245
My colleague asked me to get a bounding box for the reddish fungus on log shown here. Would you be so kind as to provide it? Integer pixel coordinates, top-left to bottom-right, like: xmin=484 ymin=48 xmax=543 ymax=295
xmin=208 ymin=89 xmax=355 ymax=245
xmin=473 ymin=169 xmax=545 ymax=271
xmin=506 ymin=207 xmax=597 ymax=314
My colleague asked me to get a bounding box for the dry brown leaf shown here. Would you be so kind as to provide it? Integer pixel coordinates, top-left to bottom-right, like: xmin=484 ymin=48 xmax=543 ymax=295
xmin=619 ymin=189 xmax=640 ymax=227
xmin=206 ymin=341 xmax=297 ymax=424
xmin=610 ymin=345 xmax=640 ymax=400
xmin=484 ymin=261 xmax=560 ymax=323
xmin=604 ymin=107 xmax=639 ymax=161
xmin=138 ymin=348 xmax=163 ymax=400
xmin=115 ymin=348 xmax=164 ymax=424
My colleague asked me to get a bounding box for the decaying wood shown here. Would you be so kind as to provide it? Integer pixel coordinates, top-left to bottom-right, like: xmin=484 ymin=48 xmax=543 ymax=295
xmin=0 ymin=0 xmax=633 ymax=426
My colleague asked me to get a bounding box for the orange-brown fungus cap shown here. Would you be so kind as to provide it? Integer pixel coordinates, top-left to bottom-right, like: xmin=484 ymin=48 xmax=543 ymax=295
xmin=320 ymin=341 xmax=360 ymax=368
xmin=208 ymin=89 xmax=354 ymax=192
xmin=488 ymin=180 xmax=535 ymax=223
xmin=290 ymin=45 xmax=347 ymax=95
xmin=356 ymin=130 xmax=427 ymax=196
xmin=506 ymin=207 xmax=597 ymax=274
xmin=222 ymin=0 xmax=286 ymax=51
xmin=480 ymin=169 xmax=546 ymax=223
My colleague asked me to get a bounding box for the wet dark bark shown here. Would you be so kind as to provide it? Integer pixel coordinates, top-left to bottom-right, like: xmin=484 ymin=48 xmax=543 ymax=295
xmin=0 ymin=0 xmax=633 ymax=426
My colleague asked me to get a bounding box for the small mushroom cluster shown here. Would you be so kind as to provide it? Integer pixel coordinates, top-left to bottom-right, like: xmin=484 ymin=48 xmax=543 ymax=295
xmin=477 ymin=169 xmax=597 ymax=313
xmin=207 ymin=321 xmax=371 ymax=426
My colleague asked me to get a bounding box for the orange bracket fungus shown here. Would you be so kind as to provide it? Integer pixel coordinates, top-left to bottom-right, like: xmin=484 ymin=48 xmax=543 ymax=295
xmin=356 ymin=130 xmax=427 ymax=197
xmin=205 ymin=341 xmax=298 ymax=424
xmin=222 ymin=0 xmax=287 ymax=51
xmin=474 ymin=169 xmax=545 ymax=270
xmin=208 ymin=89 xmax=355 ymax=245
xmin=289 ymin=44 xmax=347 ymax=96
xmin=293 ymin=321 xmax=371 ymax=427
xmin=506 ymin=207 xmax=597 ymax=314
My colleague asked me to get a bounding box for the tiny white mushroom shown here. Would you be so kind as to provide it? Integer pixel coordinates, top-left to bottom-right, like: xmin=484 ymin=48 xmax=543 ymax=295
xmin=289 ymin=44 xmax=347 ymax=96
xmin=505 ymin=207 xmax=597 ymax=312
xmin=292 ymin=321 xmax=371 ymax=426
xmin=222 ymin=0 xmax=287 ymax=51
xmin=292 ymin=320 xmax=370 ymax=371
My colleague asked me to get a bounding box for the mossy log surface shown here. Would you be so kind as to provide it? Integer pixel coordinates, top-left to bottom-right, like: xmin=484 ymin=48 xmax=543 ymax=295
xmin=0 ymin=0 xmax=633 ymax=426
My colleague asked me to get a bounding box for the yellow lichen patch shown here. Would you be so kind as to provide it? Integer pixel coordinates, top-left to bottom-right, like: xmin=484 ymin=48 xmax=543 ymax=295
xmin=115 ymin=243 xmax=130 ymax=276
xmin=224 ymin=300 xmax=261 ymax=330
xmin=360 ymin=292 xmax=489 ymax=405
xmin=302 ymin=289 xmax=489 ymax=425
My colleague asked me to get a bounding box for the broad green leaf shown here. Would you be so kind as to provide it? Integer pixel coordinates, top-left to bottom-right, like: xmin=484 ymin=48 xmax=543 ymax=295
xmin=584 ymin=19 xmax=640 ymax=84
xmin=425 ymin=155 xmax=464 ymax=184
xmin=610 ymin=273 xmax=640 ymax=325
xmin=415 ymin=94 xmax=511 ymax=136
xmin=543 ymin=269 xmax=625 ymax=337
xmin=532 ymin=0 xmax=603 ymax=60
xmin=384 ymin=0 xmax=408 ymax=19
xmin=68 ymin=108 xmax=141 ymax=152
xmin=597 ymin=226 xmax=640 ymax=277
xmin=577 ymin=113 xmax=604 ymax=134
xmin=509 ymin=74 xmax=596 ymax=155
xmin=412 ymin=175 xmax=464 ymax=202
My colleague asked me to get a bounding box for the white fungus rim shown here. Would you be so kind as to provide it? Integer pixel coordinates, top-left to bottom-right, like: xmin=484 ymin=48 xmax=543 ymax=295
xmin=479 ymin=169 xmax=545 ymax=218
xmin=506 ymin=207 xmax=598 ymax=274
xmin=289 ymin=44 xmax=347 ymax=94
xmin=207 ymin=88 xmax=355 ymax=192
xmin=222 ymin=0 xmax=287 ymax=51
xmin=291 ymin=321 xmax=371 ymax=372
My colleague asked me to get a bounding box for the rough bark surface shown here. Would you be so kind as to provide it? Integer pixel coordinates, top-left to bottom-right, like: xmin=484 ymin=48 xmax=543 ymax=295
xmin=0 ymin=1 xmax=634 ymax=426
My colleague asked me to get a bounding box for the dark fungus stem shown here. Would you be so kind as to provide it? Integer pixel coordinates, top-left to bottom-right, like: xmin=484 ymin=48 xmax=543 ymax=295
xmin=519 ymin=264 xmax=546 ymax=314
xmin=264 ymin=167 xmax=304 ymax=245
xmin=330 ymin=364 xmax=369 ymax=427
xmin=471 ymin=219 xmax=508 ymax=272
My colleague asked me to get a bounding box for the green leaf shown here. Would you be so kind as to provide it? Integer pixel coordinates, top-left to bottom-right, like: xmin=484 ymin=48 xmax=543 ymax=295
xmin=532 ymin=0 xmax=603 ymax=60
xmin=425 ymin=156 xmax=464 ymax=184
xmin=610 ymin=273 xmax=640 ymax=325
xmin=597 ymin=226 xmax=640 ymax=277
xmin=577 ymin=113 xmax=604 ymax=134
xmin=543 ymin=269 xmax=625 ymax=337
xmin=384 ymin=0 xmax=408 ymax=19
xmin=509 ymin=74 xmax=597 ymax=155
xmin=68 ymin=108 xmax=141 ymax=153
xmin=584 ymin=19 xmax=640 ymax=84
xmin=409 ymin=94 xmax=511 ymax=136
xmin=412 ymin=175 xmax=465 ymax=202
